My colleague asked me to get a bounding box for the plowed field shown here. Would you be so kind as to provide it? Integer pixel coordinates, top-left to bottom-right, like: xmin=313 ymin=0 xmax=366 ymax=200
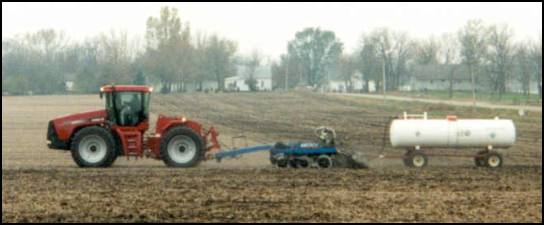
xmin=2 ymin=92 xmax=542 ymax=222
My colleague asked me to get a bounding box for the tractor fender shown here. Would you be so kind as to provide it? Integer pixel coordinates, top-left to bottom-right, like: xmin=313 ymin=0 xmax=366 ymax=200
xmin=154 ymin=115 xmax=204 ymax=136
xmin=148 ymin=115 xmax=206 ymax=159
xmin=49 ymin=110 xmax=108 ymax=142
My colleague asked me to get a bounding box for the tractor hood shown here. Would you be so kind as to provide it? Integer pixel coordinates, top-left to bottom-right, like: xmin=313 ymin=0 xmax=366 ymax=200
xmin=50 ymin=110 xmax=108 ymax=141
xmin=52 ymin=110 xmax=108 ymax=125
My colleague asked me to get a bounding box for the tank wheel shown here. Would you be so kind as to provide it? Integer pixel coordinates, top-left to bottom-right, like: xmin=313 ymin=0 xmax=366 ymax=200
xmin=484 ymin=152 xmax=503 ymax=168
xmin=71 ymin=126 xmax=117 ymax=168
xmin=405 ymin=151 xmax=428 ymax=168
xmin=160 ymin=127 xmax=204 ymax=168
xmin=474 ymin=151 xmax=487 ymax=167
xmin=316 ymin=155 xmax=333 ymax=169
xmin=403 ymin=151 xmax=414 ymax=167
xmin=474 ymin=157 xmax=486 ymax=167
xmin=403 ymin=158 xmax=413 ymax=167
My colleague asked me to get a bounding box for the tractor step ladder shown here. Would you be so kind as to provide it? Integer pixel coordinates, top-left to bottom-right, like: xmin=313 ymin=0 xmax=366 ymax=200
xmin=118 ymin=130 xmax=143 ymax=159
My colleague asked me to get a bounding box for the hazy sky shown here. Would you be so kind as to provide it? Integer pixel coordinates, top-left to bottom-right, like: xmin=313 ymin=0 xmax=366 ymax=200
xmin=2 ymin=2 xmax=542 ymax=59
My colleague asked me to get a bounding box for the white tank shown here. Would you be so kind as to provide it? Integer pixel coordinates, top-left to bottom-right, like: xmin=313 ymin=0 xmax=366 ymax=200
xmin=390 ymin=114 xmax=516 ymax=149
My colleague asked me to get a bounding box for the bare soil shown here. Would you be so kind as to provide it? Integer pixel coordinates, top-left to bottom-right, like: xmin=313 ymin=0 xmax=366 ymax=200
xmin=2 ymin=92 xmax=542 ymax=222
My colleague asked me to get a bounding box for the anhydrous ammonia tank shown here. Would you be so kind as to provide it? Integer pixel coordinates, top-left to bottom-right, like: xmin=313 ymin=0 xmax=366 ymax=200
xmin=390 ymin=113 xmax=516 ymax=149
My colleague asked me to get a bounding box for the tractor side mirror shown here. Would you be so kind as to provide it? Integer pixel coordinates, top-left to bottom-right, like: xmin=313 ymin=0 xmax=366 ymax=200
xmin=100 ymin=92 xmax=104 ymax=99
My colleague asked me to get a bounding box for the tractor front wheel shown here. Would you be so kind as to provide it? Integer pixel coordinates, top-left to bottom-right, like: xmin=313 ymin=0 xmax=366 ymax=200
xmin=71 ymin=126 xmax=117 ymax=168
xmin=160 ymin=127 xmax=204 ymax=168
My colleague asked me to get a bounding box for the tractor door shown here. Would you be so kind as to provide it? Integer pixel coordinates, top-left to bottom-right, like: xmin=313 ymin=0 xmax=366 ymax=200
xmin=105 ymin=91 xmax=150 ymax=127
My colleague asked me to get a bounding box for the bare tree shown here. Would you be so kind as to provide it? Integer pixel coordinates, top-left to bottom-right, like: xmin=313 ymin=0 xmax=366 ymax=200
xmin=145 ymin=6 xmax=192 ymax=93
xmin=530 ymin=34 xmax=542 ymax=100
xmin=244 ymin=49 xmax=263 ymax=91
xmin=486 ymin=24 xmax=515 ymax=100
xmin=96 ymin=30 xmax=134 ymax=85
xmin=338 ymin=54 xmax=357 ymax=92
xmin=390 ymin=32 xmax=414 ymax=91
xmin=206 ymin=35 xmax=238 ymax=91
xmin=514 ymin=43 xmax=532 ymax=100
xmin=440 ymin=33 xmax=460 ymax=99
xmin=357 ymin=29 xmax=412 ymax=93
xmin=458 ymin=20 xmax=487 ymax=107
xmin=287 ymin=27 xmax=343 ymax=88
xmin=271 ymin=54 xmax=303 ymax=90
xmin=415 ymin=37 xmax=440 ymax=65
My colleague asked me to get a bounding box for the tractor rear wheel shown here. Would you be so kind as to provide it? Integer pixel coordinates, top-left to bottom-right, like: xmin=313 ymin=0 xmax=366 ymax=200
xmin=160 ymin=127 xmax=204 ymax=168
xmin=71 ymin=126 xmax=117 ymax=168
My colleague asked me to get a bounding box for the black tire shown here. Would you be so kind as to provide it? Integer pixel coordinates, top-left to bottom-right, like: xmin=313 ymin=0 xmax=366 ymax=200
xmin=405 ymin=152 xmax=428 ymax=168
xmin=403 ymin=158 xmax=414 ymax=167
xmin=403 ymin=151 xmax=414 ymax=167
xmin=71 ymin=126 xmax=117 ymax=168
xmin=269 ymin=152 xmax=277 ymax=165
xmin=317 ymin=155 xmax=333 ymax=169
xmin=107 ymin=154 xmax=119 ymax=167
xmin=484 ymin=152 xmax=503 ymax=168
xmin=160 ymin=127 xmax=204 ymax=168
xmin=275 ymin=157 xmax=289 ymax=168
xmin=294 ymin=157 xmax=311 ymax=169
xmin=474 ymin=158 xmax=485 ymax=167
xmin=474 ymin=151 xmax=487 ymax=167
xmin=289 ymin=159 xmax=298 ymax=169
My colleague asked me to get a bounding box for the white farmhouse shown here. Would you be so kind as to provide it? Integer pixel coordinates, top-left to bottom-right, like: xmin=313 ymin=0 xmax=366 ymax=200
xmin=225 ymin=65 xmax=272 ymax=91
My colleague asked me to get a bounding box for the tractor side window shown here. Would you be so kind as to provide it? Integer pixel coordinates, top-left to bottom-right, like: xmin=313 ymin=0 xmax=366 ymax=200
xmin=115 ymin=92 xmax=143 ymax=126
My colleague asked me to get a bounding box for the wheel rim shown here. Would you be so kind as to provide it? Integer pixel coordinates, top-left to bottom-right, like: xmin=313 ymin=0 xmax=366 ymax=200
xmin=78 ymin=135 xmax=108 ymax=164
xmin=413 ymin=155 xmax=425 ymax=167
xmin=488 ymin=156 xmax=501 ymax=168
xmin=167 ymin=135 xmax=197 ymax=164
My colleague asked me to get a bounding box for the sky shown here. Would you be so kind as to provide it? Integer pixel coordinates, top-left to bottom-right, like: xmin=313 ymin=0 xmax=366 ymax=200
xmin=2 ymin=2 xmax=542 ymax=60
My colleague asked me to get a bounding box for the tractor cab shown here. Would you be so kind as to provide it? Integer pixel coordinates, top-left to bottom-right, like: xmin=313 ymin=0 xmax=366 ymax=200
xmin=100 ymin=85 xmax=152 ymax=127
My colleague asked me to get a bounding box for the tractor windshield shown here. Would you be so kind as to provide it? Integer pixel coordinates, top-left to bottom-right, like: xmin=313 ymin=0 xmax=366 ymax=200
xmin=105 ymin=91 xmax=150 ymax=126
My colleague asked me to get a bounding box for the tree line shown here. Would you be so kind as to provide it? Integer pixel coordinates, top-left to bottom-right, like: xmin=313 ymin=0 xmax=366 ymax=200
xmin=2 ymin=7 xmax=542 ymax=101
xmin=2 ymin=7 xmax=239 ymax=95
xmin=273 ymin=20 xmax=541 ymax=100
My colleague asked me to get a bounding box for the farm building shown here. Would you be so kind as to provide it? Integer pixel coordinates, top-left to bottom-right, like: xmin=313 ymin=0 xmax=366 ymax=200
xmin=149 ymin=80 xmax=219 ymax=93
xmin=408 ymin=64 xmax=541 ymax=95
xmin=322 ymin=78 xmax=365 ymax=93
xmin=408 ymin=64 xmax=488 ymax=92
xmin=225 ymin=65 xmax=272 ymax=91
xmin=65 ymin=81 xmax=75 ymax=92
xmin=184 ymin=81 xmax=220 ymax=92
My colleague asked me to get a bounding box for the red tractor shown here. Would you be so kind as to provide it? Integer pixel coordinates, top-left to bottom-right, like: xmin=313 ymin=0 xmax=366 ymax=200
xmin=47 ymin=85 xmax=220 ymax=168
